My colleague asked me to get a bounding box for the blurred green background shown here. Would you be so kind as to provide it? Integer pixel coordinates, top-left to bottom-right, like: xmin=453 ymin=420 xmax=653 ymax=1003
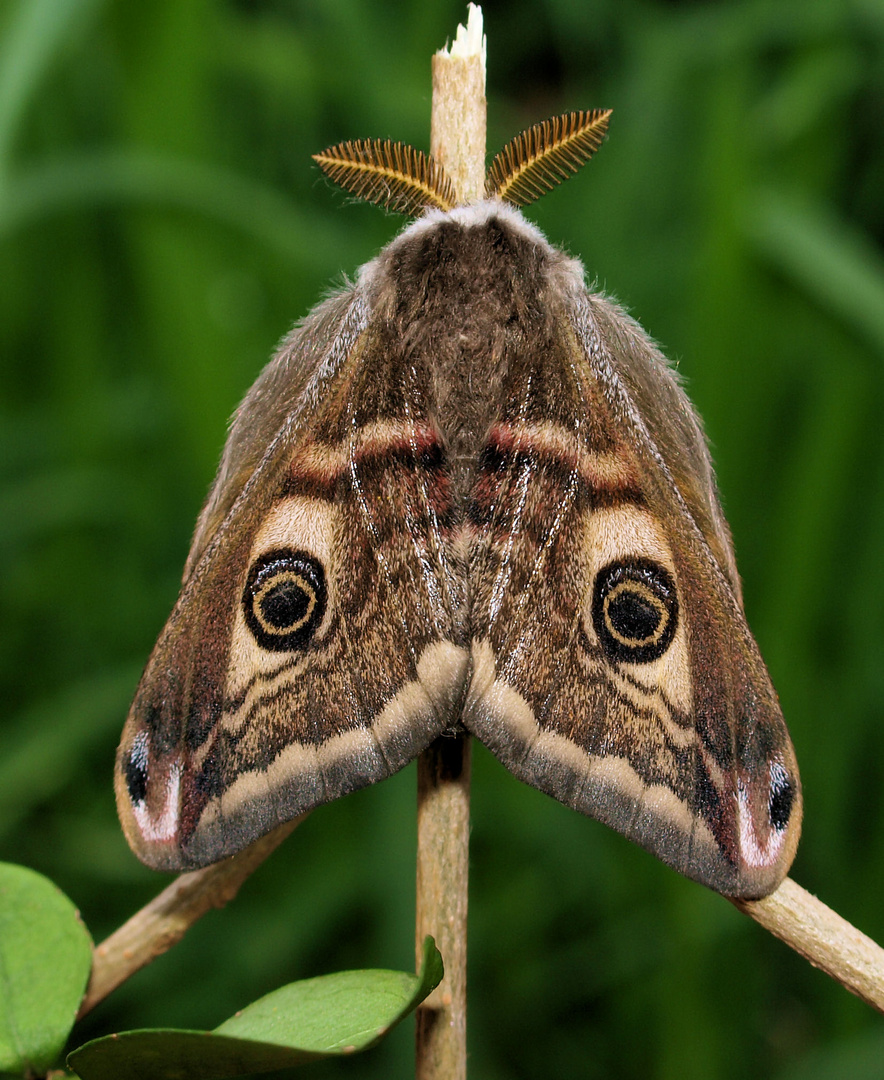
xmin=2 ymin=0 xmax=883 ymax=1077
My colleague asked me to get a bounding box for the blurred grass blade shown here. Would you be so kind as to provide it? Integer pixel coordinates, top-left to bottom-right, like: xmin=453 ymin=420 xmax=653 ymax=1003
xmin=0 ymin=0 xmax=106 ymax=173
xmin=744 ymin=187 xmax=884 ymax=358
xmin=67 ymin=937 xmax=443 ymax=1080
xmin=0 ymin=466 xmax=134 ymax=548
xmin=0 ymin=863 xmax=93 ymax=1075
xmin=0 ymin=151 xmax=349 ymax=270
xmin=0 ymin=666 xmax=140 ymax=841
xmin=775 ymin=1027 xmax=884 ymax=1080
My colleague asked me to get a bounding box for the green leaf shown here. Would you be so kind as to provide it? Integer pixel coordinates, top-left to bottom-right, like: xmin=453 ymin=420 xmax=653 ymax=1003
xmin=67 ymin=937 xmax=443 ymax=1080
xmin=0 ymin=862 xmax=93 ymax=1075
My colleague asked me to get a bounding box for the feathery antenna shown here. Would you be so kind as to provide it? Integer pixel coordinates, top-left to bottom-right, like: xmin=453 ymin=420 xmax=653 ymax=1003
xmin=312 ymin=139 xmax=456 ymax=215
xmin=485 ymin=109 xmax=612 ymax=206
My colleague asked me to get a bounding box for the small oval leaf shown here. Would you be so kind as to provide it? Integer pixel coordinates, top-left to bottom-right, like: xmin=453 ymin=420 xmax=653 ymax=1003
xmin=67 ymin=937 xmax=443 ymax=1080
xmin=0 ymin=862 xmax=93 ymax=1075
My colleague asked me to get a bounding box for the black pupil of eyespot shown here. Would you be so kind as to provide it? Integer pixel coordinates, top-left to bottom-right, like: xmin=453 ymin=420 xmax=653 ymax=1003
xmin=243 ymin=548 xmax=326 ymax=652
xmin=261 ymin=578 xmax=310 ymax=630
xmin=607 ymin=591 xmax=660 ymax=642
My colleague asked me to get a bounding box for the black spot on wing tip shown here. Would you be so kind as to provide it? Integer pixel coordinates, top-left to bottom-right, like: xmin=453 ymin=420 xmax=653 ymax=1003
xmin=769 ymin=763 xmax=796 ymax=832
xmin=125 ymin=750 xmax=148 ymax=805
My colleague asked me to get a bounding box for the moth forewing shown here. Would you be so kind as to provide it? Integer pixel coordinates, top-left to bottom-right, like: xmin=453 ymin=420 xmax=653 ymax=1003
xmin=116 ymin=280 xmax=469 ymax=870
xmin=116 ymin=290 xmax=369 ymax=868
xmin=452 ymin=208 xmax=799 ymax=897
xmin=573 ymin=296 xmax=802 ymax=897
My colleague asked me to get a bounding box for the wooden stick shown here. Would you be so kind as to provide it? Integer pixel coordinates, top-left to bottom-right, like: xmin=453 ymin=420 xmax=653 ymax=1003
xmin=77 ymin=816 xmax=303 ymax=1019
xmin=429 ymin=5 xmax=486 ymax=206
xmin=732 ymin=876 xmax=884 ymax=1015
xmin=415 ymin=10 xmax=486 ymax=1079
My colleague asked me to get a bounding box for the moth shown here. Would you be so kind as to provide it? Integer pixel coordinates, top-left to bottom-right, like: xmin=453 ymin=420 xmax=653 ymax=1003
xmin=116 ymin=111 xmax=801 ymax=899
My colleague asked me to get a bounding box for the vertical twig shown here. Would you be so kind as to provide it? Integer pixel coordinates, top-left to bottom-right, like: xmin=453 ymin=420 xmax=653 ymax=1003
xmin=415 ymin=736 xmax=472 ymax=1079
xmin=415 ymin=7 xmax=486 ymax=1080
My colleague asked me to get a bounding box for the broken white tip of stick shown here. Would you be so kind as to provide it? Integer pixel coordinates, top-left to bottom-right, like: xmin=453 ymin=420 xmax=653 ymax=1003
xmin=440 ymin=3 xmax=487 ymax=71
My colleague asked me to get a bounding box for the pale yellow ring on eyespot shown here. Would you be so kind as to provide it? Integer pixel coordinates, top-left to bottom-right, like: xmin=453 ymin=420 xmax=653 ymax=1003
xmin=603 ymin=580 xmax=669 ymax=649
xmin=252 ymin=571 xmax=317 ymax=636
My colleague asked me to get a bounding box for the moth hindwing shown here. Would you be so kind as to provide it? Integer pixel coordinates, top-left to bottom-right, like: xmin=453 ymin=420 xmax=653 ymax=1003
xmin=117 ymin=133 xmax=800 ymax=900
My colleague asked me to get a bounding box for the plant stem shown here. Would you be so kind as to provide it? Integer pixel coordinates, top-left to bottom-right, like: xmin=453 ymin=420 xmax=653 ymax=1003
xmin=415 ymin=8 xmax=486 ymax=1079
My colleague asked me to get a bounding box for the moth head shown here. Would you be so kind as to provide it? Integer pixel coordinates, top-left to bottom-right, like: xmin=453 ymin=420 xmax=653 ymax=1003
xmin=312 ymin=109 xmax=612 ymax=216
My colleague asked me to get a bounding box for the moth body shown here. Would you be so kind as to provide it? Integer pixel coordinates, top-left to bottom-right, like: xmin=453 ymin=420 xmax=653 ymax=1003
xmin=117 ymin=202 xmax=801 ymax=898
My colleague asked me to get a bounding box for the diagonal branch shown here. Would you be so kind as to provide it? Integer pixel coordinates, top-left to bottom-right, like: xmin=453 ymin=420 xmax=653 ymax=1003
xmin=77 ymin=817 xmax=303 ymax=1019
xmin=733 ymin=876 xmax=884 ymax=1014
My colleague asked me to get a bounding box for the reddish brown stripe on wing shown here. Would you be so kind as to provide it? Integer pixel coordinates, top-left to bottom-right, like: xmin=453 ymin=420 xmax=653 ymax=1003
xmin=280 ymin=422 xmax=452 ymax=514
xmin=350 ymin=427 xmax=454 ymax=529
xmin=469 ymin=420 xmax=643 ymax=526
xmin=279 ymin=441 xmax=344 ymax=500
